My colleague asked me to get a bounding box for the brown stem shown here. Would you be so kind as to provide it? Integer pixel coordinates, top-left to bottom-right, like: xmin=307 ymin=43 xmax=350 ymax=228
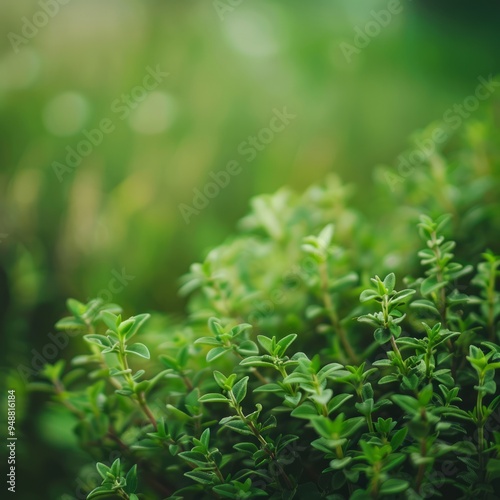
xmin=249 ymin=420 xmax=294 ymax=490
xmin=210 ymin=458 xmax=225 ymax=483
xmin=233 ymin=399 xmax=293 ymax=491
xmin=389 ymin=336 xmax=405 ymax=373
xmin=181 ymin=372 xmax=194 ymax=391
xmin=107 ymin=428 xmax=129 ymax=452
xmin=53 ymin=381 xmax=86 ymax=420
xmin=138 ymin=392 xmax=157 ymax=431
xmin=146 ymin=475 xmax=174 ymax=497
xmin=250 ymin=367 xmax=268 ymax=384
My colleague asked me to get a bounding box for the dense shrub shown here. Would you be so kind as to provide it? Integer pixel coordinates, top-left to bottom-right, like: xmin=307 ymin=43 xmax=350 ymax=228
xmin=33 ymin=114 xmax=500 ymax=499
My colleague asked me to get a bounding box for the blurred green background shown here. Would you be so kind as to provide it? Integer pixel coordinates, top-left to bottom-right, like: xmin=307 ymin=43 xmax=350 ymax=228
xmin=1 ymin=0 xmax=500 ymax=497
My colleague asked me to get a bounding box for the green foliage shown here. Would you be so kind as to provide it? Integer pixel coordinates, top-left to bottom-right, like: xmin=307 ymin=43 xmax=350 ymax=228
xmin=30 ymin=118 xmax=500 ymax=498
xmin=87 ymin=459 xmax=139 ymax=500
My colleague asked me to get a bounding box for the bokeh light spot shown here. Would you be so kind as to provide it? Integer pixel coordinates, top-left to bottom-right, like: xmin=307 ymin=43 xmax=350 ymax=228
xmin=128 ymin=91 xmax=176 ymax=135
xmin=43 ymin=91 xmax=89 ymax=136
xmin=224 ymin=10 xmax=281 ymax=57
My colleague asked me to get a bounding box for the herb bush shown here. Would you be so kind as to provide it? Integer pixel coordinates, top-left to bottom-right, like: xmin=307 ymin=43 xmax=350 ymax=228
xmin=33 ymin=114 xmax=500 ymax=499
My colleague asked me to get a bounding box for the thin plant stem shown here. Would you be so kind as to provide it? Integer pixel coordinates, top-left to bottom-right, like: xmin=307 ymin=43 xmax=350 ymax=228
xmin=230 ymin=394 xmax=294 ymax=491
xmin=320 ymin=262 xmax=358 ymax=364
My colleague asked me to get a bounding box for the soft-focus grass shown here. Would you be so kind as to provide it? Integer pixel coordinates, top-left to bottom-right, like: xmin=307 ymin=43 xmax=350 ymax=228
xmin=1 ymin=0 xmax=500 ymax=497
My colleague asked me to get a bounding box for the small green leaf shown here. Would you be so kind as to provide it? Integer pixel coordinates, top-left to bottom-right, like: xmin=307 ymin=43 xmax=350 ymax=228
xmin=124 ymin=313 xmax=150 ymax=340
xmin=101 ymin=311 xmax=119 ymax=332
xmin=87 ymin=484 xmax=114 ymax=499
xmin=116 ymin=388 xmax=134 ymax=397
xmin=194 ymin=337 xmax=222 ymax=346
xmin=421 ymin=276 xmax=447 ymax=296
xmin=410 ymin=299 xmax=439 ymax=314
xmin=311 ymin=416 xmax=336 ymax=439
xmin=253 ymin=383 xmax=283 ymax=393
xmin=318 ymin=223 xmax=335 ymax=247
xmin=418 ymin=384 xmax=433 ymax=405
xmin=391 ymin=289 xmax=416 ymax=303
xmin=383 ymin=273 xmax=396 ymax=294
xmin=372 ymin=359 xmax=392 ymax=367
xmin=291 ymin=402 xmax=320 ymax=419
xmin=178 ymin=451 xmax=209 ymax=467
xmin=355 ymin=398 xmax=374 ymax=417
xmin=233 ymin=442 xmax=259 ymax=455
xmin=56 ymin=317 xmax=86 ymax=330
xmin=184 ymin=470 xmax=215 ymax=485
xmin=359 ymin=440 xmax=377 ymax=464
xmin=84 ymin=334 xmax=111 ymax=348
xmin=379 ymin=478 xmax=410 ymax=495
xmin=118 ymin=318 xmax=135 ymax=337
xmin=360 ymin=289 xmax=379 ymax=303
xmin=374 ymin=328 xmax=392 ymax=344
xmin=230 ymin=323 xmax=252 ymax=337
xmin=392 ymin=394 xmax=420 ymax=414
xmin=237 ymin=340 xmax=259 ymax=357
xmin=213 ymin=371 xmax=227 ymax=389
xmin=390 ymin=427 xmax=408 ymax=450
xmin=222 ymin=419 xmax=254 ymax=436
xmin=311 ymin=389 xmax=333 ymax=406
xmin=200 ymin=428 xmax=210 ymax=449
xmin=381 ymin=453 xmax=406 ymax=473
xmin=125 ymin=343 xmax=150 ymax=359
xmin=276 ymin=334 xmax=297 ymax=356
xmin=330 ymin=457 xmax=352 ymax=469
xmin=379 ymin=374 xmax=399 ymax=385
xmin=232 ymin=377 xmax=249 ymax=404
xmin=239 ymin=356 xmax=275 ymax=368
xmin=67 ymin=298 xmax=86 ymax=318
xmin=327 ymin=394 xmax=353 ymax=414
xmin=199 ymin=393 xmax=230 ymax=404
xmin=206 ymin=347 xmax=228 ymax=362
xmin=389 ymin=323 xmax=402 ymax=338
xmin=125 ymin=465 xmax=138 ymax=494
xmin=96 ymin=462 xmax=111 ymax=481
xmin=208 ymin=317 xmax=224 ymax=337
xmin=257 ymin=335 xmax=274 ymax=354
xmin=110 ymin=458 xmax=121 ymax=477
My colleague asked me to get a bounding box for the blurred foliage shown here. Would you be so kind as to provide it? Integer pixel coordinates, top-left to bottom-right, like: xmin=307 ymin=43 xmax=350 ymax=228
xmin=1 ymin=0 xmax=500 ymax=498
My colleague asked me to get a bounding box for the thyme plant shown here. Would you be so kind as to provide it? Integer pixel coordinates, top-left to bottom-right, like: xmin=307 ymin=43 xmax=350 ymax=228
xmin=31 ymin=118 xmax=500 ymax=499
